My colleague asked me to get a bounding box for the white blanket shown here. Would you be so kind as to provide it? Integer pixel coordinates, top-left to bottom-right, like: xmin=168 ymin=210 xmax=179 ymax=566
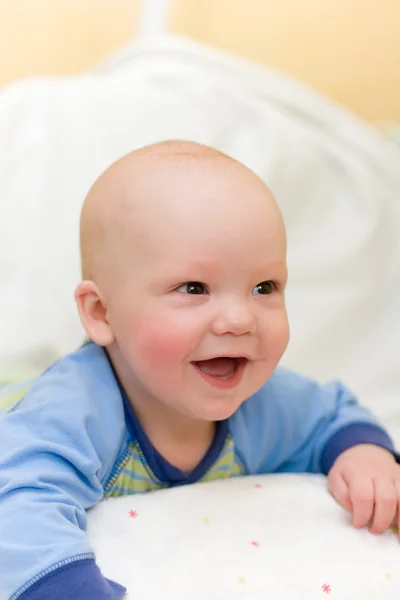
xmin=88 ymin=474 xmax=400 ymax=599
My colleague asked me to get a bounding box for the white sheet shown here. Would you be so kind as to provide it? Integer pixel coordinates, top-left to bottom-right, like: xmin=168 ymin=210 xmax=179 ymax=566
xmin=88 ymin=474 xmax=400 ymax=599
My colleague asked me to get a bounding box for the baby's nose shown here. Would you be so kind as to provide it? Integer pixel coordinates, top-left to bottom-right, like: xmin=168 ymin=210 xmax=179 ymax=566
xmin=211 ymin=300 xmax=257 ymax=336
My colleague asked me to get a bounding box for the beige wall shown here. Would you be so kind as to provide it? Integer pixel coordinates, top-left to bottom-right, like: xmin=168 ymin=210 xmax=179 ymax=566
xmin=171 ymin=0 xmax=400 ymax=123
xmin=1 ymin=0 xmax=399 ymax=122
xmin=0 ymin=0 xmax=141 ymax=81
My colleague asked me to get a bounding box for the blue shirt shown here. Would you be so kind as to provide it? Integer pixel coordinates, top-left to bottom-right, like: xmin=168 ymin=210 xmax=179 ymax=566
xmin=0 ymin=342 xmax=396 ymax=600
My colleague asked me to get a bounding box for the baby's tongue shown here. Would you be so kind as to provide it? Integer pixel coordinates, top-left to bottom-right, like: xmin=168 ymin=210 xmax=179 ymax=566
xmin=195 ymin=357 xmax=236 ymax=377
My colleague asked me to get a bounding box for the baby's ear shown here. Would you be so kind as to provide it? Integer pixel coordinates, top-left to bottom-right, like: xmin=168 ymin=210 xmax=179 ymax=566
xmin=74 ymin=281 xmax=115 ymax=346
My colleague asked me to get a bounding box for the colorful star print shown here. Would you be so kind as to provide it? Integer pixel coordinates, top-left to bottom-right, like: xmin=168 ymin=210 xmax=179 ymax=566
xmin=322 ymin=583 xmax=331 ymax=594
xmin=129 ymin=510 xmax=138 ymax=518
xmin=254 ymin=483 xmax=263 ymax=488
xmin=250 ymin=540 xmax=260 ymax=547
xmin=237 ymin=576 xmax=245 ymax=585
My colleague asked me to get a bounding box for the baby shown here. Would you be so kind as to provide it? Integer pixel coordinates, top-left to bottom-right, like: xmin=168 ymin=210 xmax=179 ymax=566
xmin=1 ymin=140 xmax=400 ymax=600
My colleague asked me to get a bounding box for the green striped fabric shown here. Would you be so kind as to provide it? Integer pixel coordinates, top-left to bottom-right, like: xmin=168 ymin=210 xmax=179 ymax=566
xmin=104 ymin=434 xmax=245 ymax=497
xmin=0 ymin=370 xmax=40 ymax=416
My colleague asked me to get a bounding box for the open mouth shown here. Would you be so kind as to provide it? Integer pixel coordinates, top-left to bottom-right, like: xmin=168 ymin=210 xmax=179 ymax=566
xmin=191 ymin=357 xmax=248 ymax=389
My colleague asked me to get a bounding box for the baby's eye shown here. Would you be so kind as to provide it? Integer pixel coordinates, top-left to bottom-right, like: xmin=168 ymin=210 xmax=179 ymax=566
xmin=253 ymin=281 xmax=277 ymax=295
xmin=176 ymin=282 xmax=207 ymax=295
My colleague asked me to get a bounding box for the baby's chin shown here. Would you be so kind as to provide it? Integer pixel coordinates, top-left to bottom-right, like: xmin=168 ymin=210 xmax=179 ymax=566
xmin=183 ymin=395 xmax=248 ymax=423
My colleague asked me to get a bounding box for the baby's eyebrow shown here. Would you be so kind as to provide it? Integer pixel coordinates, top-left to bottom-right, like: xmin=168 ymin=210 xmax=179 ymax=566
xmin=164 ymin=258 xmax=222 ymax=276
xmin=156 ymin=260 xmax=287 ymax=282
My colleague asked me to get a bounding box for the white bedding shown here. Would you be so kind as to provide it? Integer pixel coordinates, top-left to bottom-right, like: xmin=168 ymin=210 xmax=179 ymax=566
xmin=88 ymin=474 xmax=400 ymax=599
xmin=1 ymin=35 xmax=400 ymax=599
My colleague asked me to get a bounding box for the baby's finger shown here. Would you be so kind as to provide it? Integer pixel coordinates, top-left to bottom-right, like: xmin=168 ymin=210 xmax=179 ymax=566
xmin=349 ymin=477 xmax=375 ymax=528
xmin=369 ymin=479 xmax=397 ymax=534
xmin=328 ymin=471 xmax=352 ymax=512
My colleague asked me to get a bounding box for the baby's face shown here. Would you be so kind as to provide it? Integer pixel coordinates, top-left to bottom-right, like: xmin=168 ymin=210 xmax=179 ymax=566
xmin=104 ymin=157 xmax=289 ymax=422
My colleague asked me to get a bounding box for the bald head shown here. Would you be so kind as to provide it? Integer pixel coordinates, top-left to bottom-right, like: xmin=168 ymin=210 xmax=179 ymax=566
xmin=79 ymin=140 xmax=283 ymax=288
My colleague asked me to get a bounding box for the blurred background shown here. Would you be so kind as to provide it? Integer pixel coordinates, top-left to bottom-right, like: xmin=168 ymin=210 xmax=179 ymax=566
xmin=0 ymin=0 xmax=399 ymax=124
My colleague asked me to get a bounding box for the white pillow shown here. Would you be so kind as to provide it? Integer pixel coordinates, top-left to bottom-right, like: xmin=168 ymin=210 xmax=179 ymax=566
xmin=88 ymin=474 xmax=400 ymax=599
xmin=0 ymin=35 xmax=399 ymax=432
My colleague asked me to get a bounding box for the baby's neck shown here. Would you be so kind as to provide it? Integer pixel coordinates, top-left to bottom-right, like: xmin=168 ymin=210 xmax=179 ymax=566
xmin=140 ymin=411 xmax=216 ymax=473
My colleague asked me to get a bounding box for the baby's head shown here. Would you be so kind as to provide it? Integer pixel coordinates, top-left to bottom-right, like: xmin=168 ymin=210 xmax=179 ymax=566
xmin=76 ymin=141 xmax=289 ymax=422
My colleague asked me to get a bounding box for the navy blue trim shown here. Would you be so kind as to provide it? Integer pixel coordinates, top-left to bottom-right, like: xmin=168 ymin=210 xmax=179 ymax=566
xmin=17 ymin=558 xmax=126 ymax=600
xmin=321 ymin=423 xmax=398 ymax=475
xmin=104 ymin=349 xmax=229 ymax=485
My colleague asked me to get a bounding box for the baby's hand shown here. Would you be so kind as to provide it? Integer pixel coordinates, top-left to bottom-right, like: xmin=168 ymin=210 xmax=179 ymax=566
xmin=328 ymin=444 xmax=400 ymax=537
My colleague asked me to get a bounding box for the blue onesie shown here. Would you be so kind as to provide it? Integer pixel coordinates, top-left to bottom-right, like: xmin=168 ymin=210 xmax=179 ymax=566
xmin=0 ymin=341 xmax=397 ymax=600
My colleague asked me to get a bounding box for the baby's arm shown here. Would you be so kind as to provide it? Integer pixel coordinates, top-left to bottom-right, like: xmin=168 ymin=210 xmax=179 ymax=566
xmin=234 ymin=366 xmax=396 ymax=475
xmin=0 ymin=352 xmax=127 ymax=600
xmin=233 ymin=367 xmax=399 ymax=532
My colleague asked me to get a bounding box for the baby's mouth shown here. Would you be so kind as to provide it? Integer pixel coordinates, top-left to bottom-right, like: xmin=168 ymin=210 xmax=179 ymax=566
xmin=192 ymin=357 xmax=247 ymax=380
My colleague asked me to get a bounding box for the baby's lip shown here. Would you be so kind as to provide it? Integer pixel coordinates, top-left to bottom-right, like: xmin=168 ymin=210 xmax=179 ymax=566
xmin=190 ymin=357 xmax=250 ymax=378
xmin=192 ymin=354 xmax=251 ymax=362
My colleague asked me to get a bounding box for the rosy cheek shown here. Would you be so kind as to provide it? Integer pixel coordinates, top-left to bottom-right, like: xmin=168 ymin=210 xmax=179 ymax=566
xmin=132 ymin=315 xmax=189 ymax=370
xmin=271 ymin=314 xmax=290 ymax=358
